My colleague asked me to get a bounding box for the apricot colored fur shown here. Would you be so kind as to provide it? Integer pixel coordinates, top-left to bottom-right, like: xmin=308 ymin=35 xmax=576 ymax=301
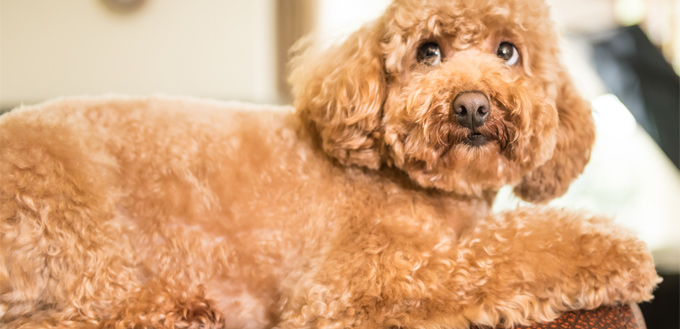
xmin=0 ymin=0 xmax=658 ymax=328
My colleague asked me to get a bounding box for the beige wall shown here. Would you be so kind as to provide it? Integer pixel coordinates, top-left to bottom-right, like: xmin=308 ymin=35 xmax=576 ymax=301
xmin=0 ymin=0 xmax=278 ymax=109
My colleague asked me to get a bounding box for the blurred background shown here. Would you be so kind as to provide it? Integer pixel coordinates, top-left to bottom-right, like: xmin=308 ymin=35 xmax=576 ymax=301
xmin=1 ymin=0 xmax=678 ymax=327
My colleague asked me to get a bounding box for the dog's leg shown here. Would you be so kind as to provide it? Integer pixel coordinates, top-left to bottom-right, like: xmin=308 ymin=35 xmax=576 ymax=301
xmin=102 ymin=283 xmax=226 ymax=329
xmin=0 ymin=314 xmax=100 ymax=329
xmin=0 ymin=112 xmax=136 ymax=327
xmin=276 ymin=208 xmax=658 ymax=329
xmin=2 ymin=287 xmax=226 ymax=329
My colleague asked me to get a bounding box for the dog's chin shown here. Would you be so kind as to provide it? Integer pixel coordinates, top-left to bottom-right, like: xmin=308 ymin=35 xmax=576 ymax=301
xmin=390 ymin=133 xmax=521 ymax=194
xmin=407 ymin=141 xmax=521 ymax=195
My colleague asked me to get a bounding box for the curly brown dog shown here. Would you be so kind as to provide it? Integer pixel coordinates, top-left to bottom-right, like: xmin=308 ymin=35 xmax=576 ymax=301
xmin=0 ymin=0 xmax=658 ymax=328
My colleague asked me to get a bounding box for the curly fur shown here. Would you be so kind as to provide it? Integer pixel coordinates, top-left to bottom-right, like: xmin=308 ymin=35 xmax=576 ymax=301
xmin=0 ymin=0 xmax=659 ymax=328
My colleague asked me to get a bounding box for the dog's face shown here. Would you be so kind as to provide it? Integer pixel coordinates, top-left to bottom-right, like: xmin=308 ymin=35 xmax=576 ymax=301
xmin=290 ymin=0 xmax=594 ymax=202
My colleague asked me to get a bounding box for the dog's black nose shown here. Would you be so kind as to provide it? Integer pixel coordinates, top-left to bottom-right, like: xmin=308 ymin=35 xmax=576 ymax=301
xmin=452 ymin=92 xmax=490 ymax=130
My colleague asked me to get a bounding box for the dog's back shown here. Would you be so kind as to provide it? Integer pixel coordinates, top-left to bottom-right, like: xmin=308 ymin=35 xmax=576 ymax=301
xmin=0 ymin=96 xmax=322 ymax=326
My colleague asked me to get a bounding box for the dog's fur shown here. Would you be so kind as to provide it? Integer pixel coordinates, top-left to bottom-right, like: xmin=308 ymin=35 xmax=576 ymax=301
xmin=0 ymin=0 xmax=659 ymax=328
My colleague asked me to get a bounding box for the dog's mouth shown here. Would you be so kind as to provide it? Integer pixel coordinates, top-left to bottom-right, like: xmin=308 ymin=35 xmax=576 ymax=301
xmin=464 ymin=132 xmax=489 ymax=146
xmin=438 ymin=115 xmax=512 ymax=152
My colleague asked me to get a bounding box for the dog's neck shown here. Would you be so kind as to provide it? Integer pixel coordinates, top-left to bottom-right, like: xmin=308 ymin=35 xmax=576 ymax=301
xmin=430 ymin=190 xmax=496 ymax=237
xmin=341 ymin=165 xmax=497 ymax=237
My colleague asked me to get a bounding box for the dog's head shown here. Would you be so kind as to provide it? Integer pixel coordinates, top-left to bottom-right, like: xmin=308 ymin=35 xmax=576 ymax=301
xmin=290 ymin=0 xmax=594 ymax=203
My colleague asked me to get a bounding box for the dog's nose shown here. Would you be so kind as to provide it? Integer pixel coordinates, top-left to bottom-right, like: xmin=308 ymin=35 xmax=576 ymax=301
xmin=452 ymin=92 xmax=490 ymax=130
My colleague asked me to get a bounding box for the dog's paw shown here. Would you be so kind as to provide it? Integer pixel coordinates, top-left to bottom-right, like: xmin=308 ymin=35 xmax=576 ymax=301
xmin=451 ymin=207 xmax=660 ymax=326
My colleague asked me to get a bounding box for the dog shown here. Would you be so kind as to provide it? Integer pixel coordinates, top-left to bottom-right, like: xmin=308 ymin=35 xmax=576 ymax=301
xmin=0 ymin=0 xmax=659 ymax=328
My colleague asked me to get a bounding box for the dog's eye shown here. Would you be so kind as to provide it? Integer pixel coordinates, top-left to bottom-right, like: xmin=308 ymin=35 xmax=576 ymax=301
xmin=417 ymin=42 xmax=441 ymax=66
xmin=497 ymin=42 xmax=519 ymax=65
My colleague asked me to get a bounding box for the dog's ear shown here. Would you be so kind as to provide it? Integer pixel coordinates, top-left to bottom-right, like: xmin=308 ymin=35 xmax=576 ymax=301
xmin=514 ymin=68 xmax=595 ymax=203
xmin=289 ymin=23 xmax=386 ymax=169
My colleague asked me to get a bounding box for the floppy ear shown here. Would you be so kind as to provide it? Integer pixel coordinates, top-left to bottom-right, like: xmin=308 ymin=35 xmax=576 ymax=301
xmin=514 ymin=69 xmax=595 ymax=203
xmin=289 ymin=22 xmax=386 ymax=169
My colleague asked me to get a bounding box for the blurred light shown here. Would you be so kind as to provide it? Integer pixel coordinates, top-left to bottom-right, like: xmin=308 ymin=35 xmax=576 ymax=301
xmin=591 ymin=93 xmax=637 ymax=137
xmin=675 ymin=0 xmax=680 ymax=73
xmin=614 ymin=0 xmax=645 ymax=26
xmin=316 ymin=0 xmax=390 ymax=45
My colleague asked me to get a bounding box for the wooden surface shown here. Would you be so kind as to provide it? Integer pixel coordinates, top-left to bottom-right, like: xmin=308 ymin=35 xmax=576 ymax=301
xmin=472 ymin=304 xmax=644 ymax=329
